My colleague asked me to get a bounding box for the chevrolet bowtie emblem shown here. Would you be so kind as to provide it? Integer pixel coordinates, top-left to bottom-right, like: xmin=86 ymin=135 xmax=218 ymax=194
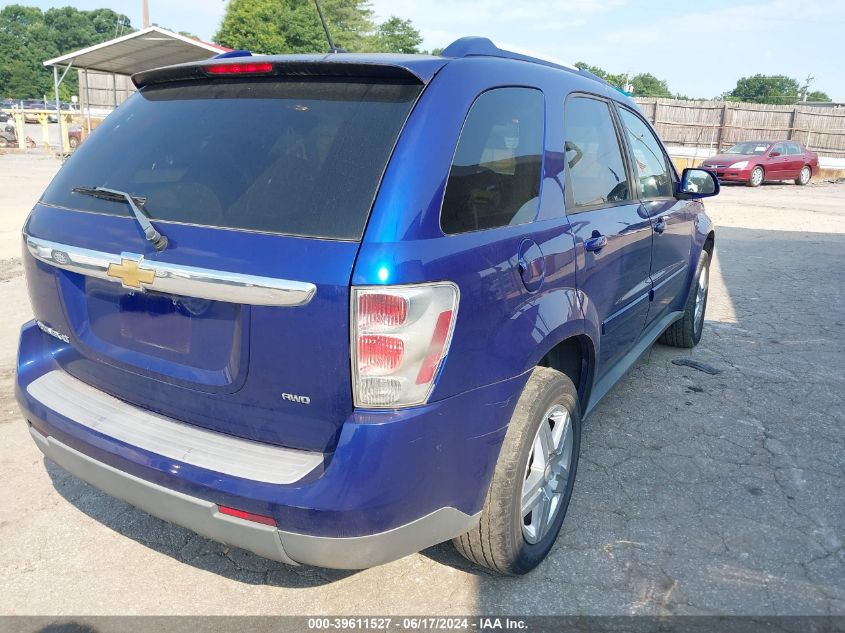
xmin=107 ymin=257 xmax=155 ymax=289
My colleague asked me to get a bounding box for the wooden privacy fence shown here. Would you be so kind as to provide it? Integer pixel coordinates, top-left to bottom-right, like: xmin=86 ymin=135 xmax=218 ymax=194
xmin=634 ymin=98 xmax=845 ymax=158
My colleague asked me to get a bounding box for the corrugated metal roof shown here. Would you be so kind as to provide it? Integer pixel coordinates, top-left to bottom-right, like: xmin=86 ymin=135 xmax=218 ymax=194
xmin=43 ymin=26 xmax=228 ymax=75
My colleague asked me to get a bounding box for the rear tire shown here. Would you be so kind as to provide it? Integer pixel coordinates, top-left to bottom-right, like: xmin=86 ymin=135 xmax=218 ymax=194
xmin=795 ymin=165 xmax=811 ymax=186
xmin=453 ymin=366 xmax=580 ymax=575
xmin=748 ymin=166 xmax=764 ymax=187
xmin=660 ymin=250 xmax=710 ymax=348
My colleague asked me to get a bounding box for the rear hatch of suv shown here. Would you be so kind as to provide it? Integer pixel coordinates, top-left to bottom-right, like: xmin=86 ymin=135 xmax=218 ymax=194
xmin=23 ymin=62 xmax=428 ymax=452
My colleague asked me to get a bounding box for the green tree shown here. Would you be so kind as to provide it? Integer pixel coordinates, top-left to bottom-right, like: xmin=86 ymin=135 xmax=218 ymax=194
xmin=0 ymin=4 xmax=132 ymax=99
xmin=370 ymin=16 xmax=422 ymax=54
xmin=576 ymin=62 xmax=677 ymax=98
xmin=805 ymin=90 xmax=832 ymax=103
xmin=215 ymin=0 xmax=383 ymax=53
xmin=630 ymin=72 xmax=671 ymax=98
xmin=726 ymin=74 xmax=800 ymax=104
xmin=575 ymin=62 xmax=625 ymax=90
xmin=214 ymin=0 xmax=291 ymax=53
xmin=574 ymin=61 xmax=625 ymax=89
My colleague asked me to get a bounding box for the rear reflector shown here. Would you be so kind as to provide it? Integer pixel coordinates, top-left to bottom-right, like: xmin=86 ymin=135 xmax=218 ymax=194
xmin=416 ymin=310 xmax=454 ymax=385
xmin=206 ymin=62 xmax=274 ymax=75
xmin=218 ymin=505 xmax=277 ymax=526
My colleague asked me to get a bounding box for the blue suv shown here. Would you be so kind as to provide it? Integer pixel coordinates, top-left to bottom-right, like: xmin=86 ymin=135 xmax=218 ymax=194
xmin=16 ymin=38 xmax=718 ymax=575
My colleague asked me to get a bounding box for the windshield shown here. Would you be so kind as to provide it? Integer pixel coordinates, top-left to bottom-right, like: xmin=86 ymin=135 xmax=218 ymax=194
xmin=725 ymin=142 xmax=771 ymax=155
xmin=42 ymin=78 xmax=421 ymax=240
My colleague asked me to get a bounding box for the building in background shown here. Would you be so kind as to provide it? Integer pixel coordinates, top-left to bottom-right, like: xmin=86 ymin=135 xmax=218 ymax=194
xmin=44 ymin=26 xmax=227 ymax=131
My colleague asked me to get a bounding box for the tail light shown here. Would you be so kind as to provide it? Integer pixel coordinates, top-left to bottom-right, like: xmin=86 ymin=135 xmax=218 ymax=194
xmin=352 ymin=283 xmax=459 ymax=408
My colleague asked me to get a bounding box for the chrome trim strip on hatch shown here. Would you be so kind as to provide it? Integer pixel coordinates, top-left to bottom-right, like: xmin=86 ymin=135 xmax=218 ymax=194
xmin=24 ymin=235 xmax=316 ymax=307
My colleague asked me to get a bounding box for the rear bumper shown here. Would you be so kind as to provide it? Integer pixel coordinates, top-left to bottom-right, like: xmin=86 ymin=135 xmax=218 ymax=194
xmin=17 ymin=320 xmax=528 ymax=568
xmin=28 ymin=426 xmax=477 ymax=568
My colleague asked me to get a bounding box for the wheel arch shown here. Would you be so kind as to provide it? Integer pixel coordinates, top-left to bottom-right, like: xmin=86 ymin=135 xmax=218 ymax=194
xmin=704 ymin=230 xmax=715 ymax=256
xmin=537 ymin=333 xmax=596 ymax=415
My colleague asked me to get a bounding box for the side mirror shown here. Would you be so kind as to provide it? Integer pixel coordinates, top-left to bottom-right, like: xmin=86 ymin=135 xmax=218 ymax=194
xmin=769 ymin=151 xmax=781 ymax=157
xmin=677 ymin=168 xmax=719 ymax=200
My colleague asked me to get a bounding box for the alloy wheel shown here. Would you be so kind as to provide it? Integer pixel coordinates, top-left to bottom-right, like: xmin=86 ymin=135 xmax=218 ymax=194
xmin=521 ymin=404 xmax=574 ymax=544
xmin=800 ymin=166 xmax=811 ymax=185
xmin=694 ymin=263 xmax=709 ymax=333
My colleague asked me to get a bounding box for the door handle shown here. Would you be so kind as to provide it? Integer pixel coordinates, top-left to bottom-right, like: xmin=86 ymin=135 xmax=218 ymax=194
xmin=653 ymin=216 xmax=668 ymax=234
xmin=585 ymin=234 xmax=608 ymax=252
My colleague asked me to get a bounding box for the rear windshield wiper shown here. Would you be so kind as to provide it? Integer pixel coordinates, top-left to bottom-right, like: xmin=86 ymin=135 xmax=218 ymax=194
xmin=72 ymin=186 xmax=168 ymax=251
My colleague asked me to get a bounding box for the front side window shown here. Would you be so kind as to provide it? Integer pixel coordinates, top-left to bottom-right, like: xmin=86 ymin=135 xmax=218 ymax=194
xmin=563 ymin=96 xmax=630 ymax=210
xmin=618 ymin=107 xmax=674 ymax=199
xmin=440 ymin=88 xmax=545 ymax=235
xmin=771 ymin=142 xmax=788 ymax=155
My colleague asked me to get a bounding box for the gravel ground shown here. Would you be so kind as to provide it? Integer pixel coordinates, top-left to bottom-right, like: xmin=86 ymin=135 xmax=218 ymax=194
xmin=0 ymin=154 xmax=842 ymax=616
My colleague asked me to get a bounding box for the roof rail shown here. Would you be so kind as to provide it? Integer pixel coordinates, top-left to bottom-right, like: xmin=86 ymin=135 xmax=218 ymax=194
xmin=441 ymin=36 xmax=611 ymax=87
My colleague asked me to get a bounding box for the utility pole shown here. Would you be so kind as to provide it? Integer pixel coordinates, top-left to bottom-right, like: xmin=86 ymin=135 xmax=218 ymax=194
xmin=800 ymin=74 xmax=814 ymax=102
xmin=142 ymin=0 xmax=150 ymax=28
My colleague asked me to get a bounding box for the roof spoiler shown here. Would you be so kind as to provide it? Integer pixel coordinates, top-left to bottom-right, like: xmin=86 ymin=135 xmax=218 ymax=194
xmin=133 ymin=58 xmax=428 ymax=89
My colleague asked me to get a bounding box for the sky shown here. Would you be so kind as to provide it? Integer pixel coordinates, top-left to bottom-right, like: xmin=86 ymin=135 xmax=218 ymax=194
xmin=9 ymin=0 xmax=845 ymax=100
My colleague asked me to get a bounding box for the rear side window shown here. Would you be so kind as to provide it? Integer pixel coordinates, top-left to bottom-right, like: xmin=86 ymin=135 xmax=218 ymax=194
xmin=42 ymin=79 xmax=422 ymax=240
xmin=787 ymin=142 xmax=803 ymax=155
xmin=618 ymin=107 xmax=674 ymax=199
xmin=440 ymin=88 xmax=544 ymax=235
xmin=564 ymin=96 xmax=630 ymax=210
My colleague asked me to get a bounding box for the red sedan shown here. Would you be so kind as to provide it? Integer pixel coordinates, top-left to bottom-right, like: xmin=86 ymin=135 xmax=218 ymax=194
xmin=700 ymin=140 xmax=819 ymax=187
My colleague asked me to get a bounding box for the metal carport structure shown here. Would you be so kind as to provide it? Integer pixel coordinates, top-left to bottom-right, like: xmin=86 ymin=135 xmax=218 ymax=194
xmin=42 ymin=26 xmax=227 ymax=151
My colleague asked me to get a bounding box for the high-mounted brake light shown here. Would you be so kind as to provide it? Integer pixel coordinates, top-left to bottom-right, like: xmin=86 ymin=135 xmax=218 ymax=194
xmin=206 ymin=62 xmax=274 ymax=75
xmin=352 ymin=283 xmax=459 ymax=408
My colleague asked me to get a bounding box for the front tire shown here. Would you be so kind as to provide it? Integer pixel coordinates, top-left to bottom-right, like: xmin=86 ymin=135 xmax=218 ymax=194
xmin=660 ymin=250 xmax=710 ymax=348
xmin=795 ymin=165 xmax=811 ymax=186
xmin=748 ymin=166 xmax=764 ymax=187
xmin=453 ymin=366 xmax=580 ymax=575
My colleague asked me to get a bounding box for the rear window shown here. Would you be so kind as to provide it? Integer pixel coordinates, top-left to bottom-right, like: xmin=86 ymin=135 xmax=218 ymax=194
xmin=42 ymin=79 xmax=421 ymax=240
